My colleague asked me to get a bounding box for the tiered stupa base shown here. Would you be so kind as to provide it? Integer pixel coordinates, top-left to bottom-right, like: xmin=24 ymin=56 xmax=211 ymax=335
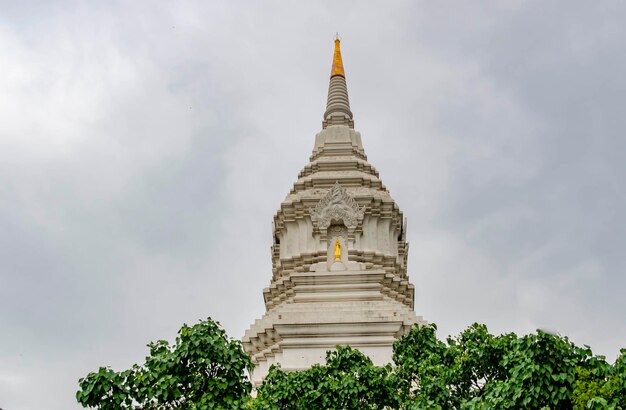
xmin=243 ymin=267 xmax=425 ymax=385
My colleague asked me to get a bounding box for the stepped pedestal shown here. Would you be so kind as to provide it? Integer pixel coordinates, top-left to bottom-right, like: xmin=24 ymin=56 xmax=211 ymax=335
xmin=243 ymin=267 xmax=425 ymax=384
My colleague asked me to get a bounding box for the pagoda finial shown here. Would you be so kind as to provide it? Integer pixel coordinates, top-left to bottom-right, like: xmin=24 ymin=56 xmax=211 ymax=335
xmin=330 ymin=35 xmax=345 ymax=78
xmin=323 ymin=36 xmax=353 ymax=128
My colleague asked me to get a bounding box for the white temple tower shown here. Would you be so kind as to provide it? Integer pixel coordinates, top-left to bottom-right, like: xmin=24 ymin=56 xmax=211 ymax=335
xmin=243 ymin=38 xmax=426 ymax=385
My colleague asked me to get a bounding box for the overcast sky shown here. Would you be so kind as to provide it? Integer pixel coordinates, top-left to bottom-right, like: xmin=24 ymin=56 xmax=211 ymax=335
xmin=1 ymin=1 xmax=625 ymax=408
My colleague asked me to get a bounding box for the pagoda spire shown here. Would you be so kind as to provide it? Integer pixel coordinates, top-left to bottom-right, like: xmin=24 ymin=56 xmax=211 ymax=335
xmin=323 ymin=36 xmax=354 ymax=128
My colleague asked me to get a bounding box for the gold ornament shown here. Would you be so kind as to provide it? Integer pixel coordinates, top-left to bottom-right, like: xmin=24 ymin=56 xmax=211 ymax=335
xmin=334 ymin=239 xmax=341 ymax=261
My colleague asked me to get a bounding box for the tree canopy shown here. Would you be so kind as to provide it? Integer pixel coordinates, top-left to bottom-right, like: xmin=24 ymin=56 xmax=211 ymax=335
xmin=77 ymin=319 xmax=626 ymax=409
xmin=76 ymin=318 xmax=252 ymax=409
xmin=393 ymin=323 xmax=626 ymax=409
xmin=252 ymin=346 xmax=400 ymax=410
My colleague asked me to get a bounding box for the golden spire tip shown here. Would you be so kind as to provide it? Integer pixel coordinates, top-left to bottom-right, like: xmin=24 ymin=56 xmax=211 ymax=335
xmin=330 ymin=35 xmax=345 ymax=78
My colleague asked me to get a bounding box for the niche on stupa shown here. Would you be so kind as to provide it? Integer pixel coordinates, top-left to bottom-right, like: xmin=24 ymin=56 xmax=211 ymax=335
xmin=327 ymin=223 xmax=348 ymax=270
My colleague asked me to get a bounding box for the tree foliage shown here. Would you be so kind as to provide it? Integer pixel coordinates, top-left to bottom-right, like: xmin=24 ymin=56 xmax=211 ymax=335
xmin=252 ymin=346 xmax=400 ymax=410
xmin=76 ymin=318 xmax=252 ymax=410
xmin=392 ymin=323 xmax=626 ymax=410
xmin=573 ymin=349 xmax=626 ymax=410
xmin=253 ymin=324 xmax=626 ymax=409
xmin=78 ymin=319 xmax=626 ymax=409
xmin=392 ymin=323 xmax=517 ymax=408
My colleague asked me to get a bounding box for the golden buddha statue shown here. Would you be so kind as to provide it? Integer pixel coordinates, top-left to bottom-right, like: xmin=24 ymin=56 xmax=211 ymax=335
xmin=334 ymin=239 xmax=341 ymax=261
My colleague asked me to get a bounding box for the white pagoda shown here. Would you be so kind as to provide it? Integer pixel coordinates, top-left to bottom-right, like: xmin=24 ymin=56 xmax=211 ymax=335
xmin=243 ymin=38 xmax=425 ymax=385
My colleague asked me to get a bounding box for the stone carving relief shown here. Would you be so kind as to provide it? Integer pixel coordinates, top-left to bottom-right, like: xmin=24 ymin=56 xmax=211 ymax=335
xmin=328 ymin=224 xmax=348 ymax=239
xmin=311 ymin=181 xmax=364 ymax=230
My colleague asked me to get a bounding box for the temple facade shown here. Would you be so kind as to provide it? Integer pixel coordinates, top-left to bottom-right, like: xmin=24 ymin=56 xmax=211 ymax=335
xmin=243 ymin=38 xmax=425 ymax=385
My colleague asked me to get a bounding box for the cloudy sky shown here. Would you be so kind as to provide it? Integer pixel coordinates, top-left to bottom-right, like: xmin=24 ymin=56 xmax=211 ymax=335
xmin=1 ymin=1 xmax=625 ymax=408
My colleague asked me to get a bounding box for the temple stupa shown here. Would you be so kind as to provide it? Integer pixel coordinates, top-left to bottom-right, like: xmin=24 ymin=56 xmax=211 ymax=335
xmin=243 ymin=38 xmax=426 ymax=385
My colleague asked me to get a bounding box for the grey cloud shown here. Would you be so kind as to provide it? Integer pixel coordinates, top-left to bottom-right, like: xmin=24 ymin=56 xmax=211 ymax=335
xmin=1 ymin=1 xmax=625 ymax=409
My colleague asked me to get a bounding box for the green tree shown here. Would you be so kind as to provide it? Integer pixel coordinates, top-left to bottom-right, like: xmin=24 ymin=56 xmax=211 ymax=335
xmin=392 ymin=323 xmax=626 ymax=409
xmin=392 ymin=323 xmax=517 ymax=409
xmin=252 ymin=345 xmax=400 ymax=410
xmin=78 ymin=319 xmax=626 ymax=409
xmin=76 ymin=318 xmax=253 ymax=410
xmin=573 ymin=349 xmax=626 ymax=409
xmin=472 ymin=330 xmax=588 ymax=409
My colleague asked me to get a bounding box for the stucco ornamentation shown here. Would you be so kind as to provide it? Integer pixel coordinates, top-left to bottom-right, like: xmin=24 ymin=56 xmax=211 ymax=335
xmin=328 ymin=224 xmax=348 ymax=239
xmin=311 ymin=181 xmax=364 ymax=230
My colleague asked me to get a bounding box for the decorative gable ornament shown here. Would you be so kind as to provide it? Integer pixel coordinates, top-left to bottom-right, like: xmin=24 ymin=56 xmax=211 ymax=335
xmin=311 ymin=181 xmax=364 ymax=230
